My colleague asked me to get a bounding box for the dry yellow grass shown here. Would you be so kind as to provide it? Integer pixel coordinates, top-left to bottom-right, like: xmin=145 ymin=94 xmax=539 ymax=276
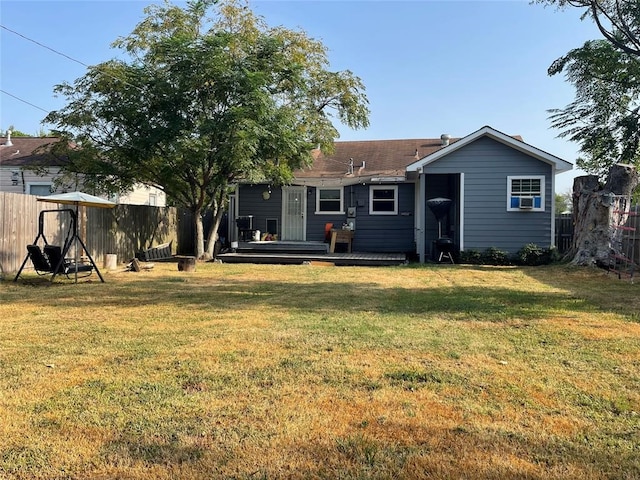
xmin=0 ymin=262 xmax=638 ymax=479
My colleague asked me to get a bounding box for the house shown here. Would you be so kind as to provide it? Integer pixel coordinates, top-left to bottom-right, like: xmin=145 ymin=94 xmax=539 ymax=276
xmin=232 ymin=126 xmax=573 ymax=262
xmin=0 ymin=133 xmax=166 ymax=206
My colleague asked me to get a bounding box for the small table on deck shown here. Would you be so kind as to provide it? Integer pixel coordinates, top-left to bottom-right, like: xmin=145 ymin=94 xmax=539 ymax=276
xmin=329 ymin=229 xmax=354 ymax=253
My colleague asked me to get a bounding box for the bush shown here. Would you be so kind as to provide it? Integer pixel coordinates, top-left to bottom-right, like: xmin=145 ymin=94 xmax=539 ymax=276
xmin=516 ymin=243 xmax=559 ymax=266
xmin=458 ymin=245 xmax=558 ymax=266
xmin=459 ymin=249 xmax=482 ymax=264
xmin=480 ymin=247 xmax=511 ymax=266
xmin=459 ymin=248 xmax=510 ymax=265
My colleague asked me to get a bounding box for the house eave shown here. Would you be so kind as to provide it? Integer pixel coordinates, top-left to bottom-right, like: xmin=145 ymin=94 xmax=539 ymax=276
xmin=292 ymin=174 xmax=408 ymax=187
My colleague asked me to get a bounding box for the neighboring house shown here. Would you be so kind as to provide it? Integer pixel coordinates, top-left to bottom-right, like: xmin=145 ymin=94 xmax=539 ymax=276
xmin=232 ymin=125 xmax=573 ymax=262
xmin=0 ymin=134 xmax=166 ymax=206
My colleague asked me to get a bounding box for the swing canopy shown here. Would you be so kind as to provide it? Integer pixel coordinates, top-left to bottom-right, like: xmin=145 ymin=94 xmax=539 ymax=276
xmin=37 ymin=191 xmax=116 ymax=210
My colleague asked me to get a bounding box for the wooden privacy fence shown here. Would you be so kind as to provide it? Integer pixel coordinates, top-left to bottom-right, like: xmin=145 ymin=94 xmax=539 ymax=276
xmin=1 ymin=192 xmax=194 ymax=276
xmin=554 ymin=210 xmax=639 ymax=261
xmin=555 ymin=214 xmax=574 ymax=254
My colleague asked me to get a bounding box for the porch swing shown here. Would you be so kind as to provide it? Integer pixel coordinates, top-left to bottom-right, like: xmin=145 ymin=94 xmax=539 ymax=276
xmin=13 ymin=208 xmax=101 ymax=283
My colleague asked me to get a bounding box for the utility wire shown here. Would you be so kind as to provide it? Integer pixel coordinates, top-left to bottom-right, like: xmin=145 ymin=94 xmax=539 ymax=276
xmin=1 ymin=89 xmax=50 ymax=113
xmin=1 ymin=24 xmax=90 ymax=69
xmin=1 ymin=24 xmax=144 ymax=93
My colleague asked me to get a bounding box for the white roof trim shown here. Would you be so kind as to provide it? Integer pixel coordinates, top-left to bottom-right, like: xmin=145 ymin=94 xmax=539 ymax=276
xmin=406 ymin=125 xmax=573 ymax=174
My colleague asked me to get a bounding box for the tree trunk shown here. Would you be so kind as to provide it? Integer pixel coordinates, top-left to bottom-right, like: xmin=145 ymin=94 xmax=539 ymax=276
xmin=204 ymin=190 xmax=228 ymax=260
xmin=194 ymin=211 xmax=205 ymax=259
xmin=205 ymin=207 xmax=225 ymax=260
xmin=567 ymin=164 xmax=639 ymax=267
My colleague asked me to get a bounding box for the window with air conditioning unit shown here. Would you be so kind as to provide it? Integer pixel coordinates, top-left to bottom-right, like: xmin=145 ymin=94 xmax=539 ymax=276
xmin=507 ymin=176 xmax=544 ymax=212
xmin=518 ymin=196 xmax=534 ymax=209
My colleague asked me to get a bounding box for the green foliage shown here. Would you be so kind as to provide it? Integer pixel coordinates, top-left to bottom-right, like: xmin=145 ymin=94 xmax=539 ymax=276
xmin=515 ymin=243 xmax=560 ymax=266
xmin=481 ymin=247 xmax=511 ymax=266
xmin=548 ymin=40 xmax=640 ymax=177
xmin=555 ymin=191 xmax=572 ymax=213
xmin=4 ymin=125 xmax=31 ymax=137
xmin=537 ymin=1 xmax=640 ymax=178
xmin=459 ymin=244 xmax=559 ymax=266
xmin=458 ymin=249 xmax=482 ymax=265
xmin=534 ymin=1 xmax=640 ymax=58
xmin=43 ymin=0 xmax=369 ymax=257
xmin=458 ymin=248 xmax=510 ymax=266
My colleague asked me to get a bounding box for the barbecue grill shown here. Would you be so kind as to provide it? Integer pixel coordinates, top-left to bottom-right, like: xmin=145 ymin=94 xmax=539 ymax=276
xmin=426 ymin=197 xmax=454 ymax=263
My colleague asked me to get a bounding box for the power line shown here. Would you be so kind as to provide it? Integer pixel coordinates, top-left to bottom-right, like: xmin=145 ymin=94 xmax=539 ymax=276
xmin=1 ymin=24 xmax=144 ymax=93
xmin=1 ymin=24 xmax=90 ymax=69
xmin=0 ymin=89 xmax=50 ymax=113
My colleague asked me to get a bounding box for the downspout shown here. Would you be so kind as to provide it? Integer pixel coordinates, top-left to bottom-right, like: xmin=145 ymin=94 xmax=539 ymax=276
xmin=459 ymin=173 xmax=465 ymax=252
xmin=418 ymin=170 xmax=426 ymax=263
xmin=550 ymin=168 xmax=556 ymax=247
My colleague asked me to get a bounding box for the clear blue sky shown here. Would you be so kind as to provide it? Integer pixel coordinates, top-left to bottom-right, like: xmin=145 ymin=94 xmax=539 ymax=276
xmin=1 ymin=0 xmax=602 ymax=192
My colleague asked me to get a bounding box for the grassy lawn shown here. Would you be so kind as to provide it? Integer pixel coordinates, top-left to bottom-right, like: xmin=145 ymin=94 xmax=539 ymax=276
xmin=1 ymin=263 xmax=638 ymax=479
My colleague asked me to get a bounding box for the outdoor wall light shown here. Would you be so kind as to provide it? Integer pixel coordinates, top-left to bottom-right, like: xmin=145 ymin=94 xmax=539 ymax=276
xmin=11 ymin=171 xmax=19 ymax=186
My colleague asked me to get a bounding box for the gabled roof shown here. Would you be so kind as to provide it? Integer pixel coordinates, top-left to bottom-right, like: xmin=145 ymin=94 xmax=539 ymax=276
xmin=406 ymin=125 xmax=573 ymax=173
xmin=0 ymin=137 xmax=64 ymax=167
xmin=294 ymin=137 xmax=458 ymax=186
xmin=292 ymin=126 xmax=571 ymax=187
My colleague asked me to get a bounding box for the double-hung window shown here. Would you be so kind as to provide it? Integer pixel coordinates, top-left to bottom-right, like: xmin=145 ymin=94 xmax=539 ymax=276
xmin=316 ymin=187 xmax=344 ymax=214
xmin=507 ymin=176 xmax=544 ymax=211
xmin=369 ymin=185 xmax=398 ymax=215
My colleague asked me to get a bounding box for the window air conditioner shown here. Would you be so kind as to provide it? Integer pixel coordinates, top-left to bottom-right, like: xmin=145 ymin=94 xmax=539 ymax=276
xmin=518 ymin=196 xmax=534 ymax=209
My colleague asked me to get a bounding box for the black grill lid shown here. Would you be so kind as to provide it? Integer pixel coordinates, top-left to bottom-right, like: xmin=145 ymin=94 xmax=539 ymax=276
xmin=426 ymin=197 xmax=452 ymax=220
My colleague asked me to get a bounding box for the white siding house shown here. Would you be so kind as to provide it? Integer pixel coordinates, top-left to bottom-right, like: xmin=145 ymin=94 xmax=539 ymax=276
xmin=0 ymin=134 xmax=166 ymax=206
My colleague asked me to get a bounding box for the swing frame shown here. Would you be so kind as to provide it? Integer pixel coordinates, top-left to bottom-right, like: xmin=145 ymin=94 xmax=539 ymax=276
xmin=13 ymin=208 xmax=105 ymax=283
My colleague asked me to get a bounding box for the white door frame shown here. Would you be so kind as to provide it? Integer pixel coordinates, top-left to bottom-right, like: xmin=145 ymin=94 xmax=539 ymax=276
xmin=417 ymin=172 xmax=465 ymax=263
xmin=281 ymin=186 xmax=307 ymax=241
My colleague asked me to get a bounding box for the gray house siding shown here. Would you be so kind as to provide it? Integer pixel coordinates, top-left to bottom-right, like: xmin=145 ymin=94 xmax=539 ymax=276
xmin=238 ymin=183 xmax=415 ymax=253
xmin=304 ymin=186 xmax=344 ymax=243
xmin=423 ymin=137 xmax=553 ymax=254
xmin=237 ymin=185 xmax=283 ymax=238
xmin=306 ymin=183 xmax=415 ymax=252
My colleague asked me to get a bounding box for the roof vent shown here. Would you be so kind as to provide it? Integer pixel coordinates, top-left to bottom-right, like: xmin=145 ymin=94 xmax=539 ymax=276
xmin=4 ymin=130 xmax=13 ymax=147
xmin=347 ymin=158 xmax=354 ymax=175
xmin=440 ymin=134 xmax=451 ymax=146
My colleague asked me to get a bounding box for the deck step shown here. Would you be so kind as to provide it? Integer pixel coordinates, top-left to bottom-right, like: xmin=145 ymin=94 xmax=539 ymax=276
xmin=217 ymin=251 xmax=407 ymax=267
xmin=235 ymin=241 xmax=329 ymax=255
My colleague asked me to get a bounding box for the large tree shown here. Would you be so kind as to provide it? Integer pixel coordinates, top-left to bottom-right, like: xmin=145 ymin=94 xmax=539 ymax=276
xmin=547 ymin=40 xmax=640 ymax=178
xmin=537 ymin=0 xmax=640 ymax=265
xmin=45 ymin=0 xmax=369 ymax=258
xmin=535 ymin=0 xmax=640 ymax=55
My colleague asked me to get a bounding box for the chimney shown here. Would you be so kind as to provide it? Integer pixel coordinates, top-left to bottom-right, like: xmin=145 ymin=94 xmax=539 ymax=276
xmin=440 ymin=134 xmax=451 ymax=146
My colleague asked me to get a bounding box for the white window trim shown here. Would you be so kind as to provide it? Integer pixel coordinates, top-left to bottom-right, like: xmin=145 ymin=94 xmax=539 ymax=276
xmin=506 ymin=175 xmax=545 ymax=212
xmin=315 ymin=186 xmax=344 ymax=215
xmin=26 ymin=182 xmax=53 ymax=196
xmin=369 ymin=185 xmax=398 ymax=215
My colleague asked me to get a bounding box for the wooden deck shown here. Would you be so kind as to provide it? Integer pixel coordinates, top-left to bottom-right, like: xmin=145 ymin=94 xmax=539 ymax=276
xmin=217 ymin=241 xmax=407 ymax=266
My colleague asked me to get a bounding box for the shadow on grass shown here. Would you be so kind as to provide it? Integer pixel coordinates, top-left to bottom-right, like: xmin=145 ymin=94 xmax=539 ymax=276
xmin=521 ymin=265 xmax=640 ymax=322
xmin=92 ymin=412 xmax=639 ymax=478
xmin=292 ymin=420 xmax=639 ymax=479
xmin=101 ymin=437 xmax=205 ymax=465
xmin=3 ymin=275 xmax=596 ymax=323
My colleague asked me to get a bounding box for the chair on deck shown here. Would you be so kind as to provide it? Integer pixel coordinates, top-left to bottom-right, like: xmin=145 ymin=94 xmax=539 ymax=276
xmin=43 ymin=245 xmax=93 ymax=278
xmin=324 ymin=223 xmax=334 ymax=242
